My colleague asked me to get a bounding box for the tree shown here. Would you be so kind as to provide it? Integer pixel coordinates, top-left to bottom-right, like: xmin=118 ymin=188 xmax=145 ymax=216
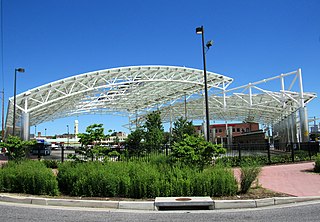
xmin=77 ymin=124 xmax=107 ymax=161
xmin=0 ymin=135 xmax=36 ymax=161
xmin=172 ymin=117 xmax=195 ymax=143
xmin=144 ymin=111 xmax=164 ymax=152
xmin=170 ymin=134 xmax=226 ymax=170
xmin=125 ymin=128 xmax=145 ymax=156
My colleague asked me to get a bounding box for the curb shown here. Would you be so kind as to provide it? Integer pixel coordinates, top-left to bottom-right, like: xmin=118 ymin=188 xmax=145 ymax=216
xmin=1 ymin=194 xmax=320 ymax=211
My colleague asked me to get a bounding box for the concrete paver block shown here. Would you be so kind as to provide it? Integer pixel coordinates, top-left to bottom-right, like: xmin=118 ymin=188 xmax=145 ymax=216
xmin=31 ymin=198 xmax=48 ymax=205
xmin=274 ymin=196 xmax=320 ymax=205
xmin=255 ymin=198 xmax=275 ymax=207
xmin=0 ymin=195 xmax=32 ymax=204
xmin=46 ymin=198 xmax=119 ymax=208
xmin=214 ymin=199 xmax=256 ymax=209
xmin=119 ymin=201 xmax=155 ymax=210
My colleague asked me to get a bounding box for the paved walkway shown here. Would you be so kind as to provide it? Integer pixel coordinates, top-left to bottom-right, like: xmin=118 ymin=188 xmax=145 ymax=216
xmin=258 ymin=162 xmax=320 ymax=197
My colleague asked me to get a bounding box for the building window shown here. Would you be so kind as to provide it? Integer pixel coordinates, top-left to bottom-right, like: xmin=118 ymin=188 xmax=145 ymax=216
xmin=246 ymin=128 xmax=249 ymax=132
xmin=232 ymin=128 xmax=235 ymax=132
xmin=237 ymin=128 xmax=240 ymax=132
xmin=219 ymin=129 xmax=222 ymax=133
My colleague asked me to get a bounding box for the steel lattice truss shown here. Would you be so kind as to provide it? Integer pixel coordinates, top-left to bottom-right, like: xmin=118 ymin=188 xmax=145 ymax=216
xmin=6 ymin=65 xmax=233 ymax=128
xmin=5 ymin=66 xmax=316 ymax=131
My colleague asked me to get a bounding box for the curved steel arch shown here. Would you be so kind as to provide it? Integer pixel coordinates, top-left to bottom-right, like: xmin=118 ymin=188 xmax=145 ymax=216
xmin=5 ymin=66 xmax=316 ymax=143
xmin=5 ymin=65 xmax=233 ymax=136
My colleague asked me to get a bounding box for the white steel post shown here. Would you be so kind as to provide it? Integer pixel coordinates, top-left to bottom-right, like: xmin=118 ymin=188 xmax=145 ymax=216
xmin=22 ymin=97 xmax=30 ymax=141
xmin=297 ymin=68 xmax=309 ymax=142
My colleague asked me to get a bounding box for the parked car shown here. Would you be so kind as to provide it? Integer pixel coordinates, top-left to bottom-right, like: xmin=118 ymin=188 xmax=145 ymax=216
xmin=32 ymin=140 xmax=51 ymax=156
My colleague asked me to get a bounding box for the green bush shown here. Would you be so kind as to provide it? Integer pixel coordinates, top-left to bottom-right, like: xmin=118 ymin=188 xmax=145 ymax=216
xmin=315 ymin=154 xmax=320 ymax=173
xmin=0 ymin=160 xmax=58 ymax=195
xmin=42 ymin=159 xmax=60 ymax=169
xmin=239 ymin=163 xmax=261 ymax=194
xmin=57 ymin=161 xmax=237 ymax=198
xmin=170 ymin=134 xmax=226 ymax=170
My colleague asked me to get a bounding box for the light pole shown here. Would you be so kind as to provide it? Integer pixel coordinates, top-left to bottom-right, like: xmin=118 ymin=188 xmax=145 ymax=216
xmin=13 ymin=68 xmax=25 ymax=136
xmin=196 ymin=26 xmax=213 ymax=142
xmin=45 ymin=128 xmax=47 ymax=137
xmin=1 ymin=90 xmax=4 ymax=141
xmin=67 ymin=124 xmax=69 ymax=147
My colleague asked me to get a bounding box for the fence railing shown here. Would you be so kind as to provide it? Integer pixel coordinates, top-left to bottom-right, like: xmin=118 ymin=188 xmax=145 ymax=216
xmin=221 ymin=142 xmax=320 ymax=164
xmin=37 ymin=142 xmax=319 ymax=164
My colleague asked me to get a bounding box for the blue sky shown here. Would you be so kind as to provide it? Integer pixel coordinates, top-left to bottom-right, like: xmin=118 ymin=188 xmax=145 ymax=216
xmin=1 ymin=0 xmax=320 ymax=136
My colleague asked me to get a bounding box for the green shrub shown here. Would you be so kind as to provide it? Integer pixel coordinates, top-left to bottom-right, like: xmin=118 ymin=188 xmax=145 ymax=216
xmin=239 ymin=163 xmax=261 ymax=194
xmin=0 ymin=160 xmax=58 ymax=195
xmin=315 ymin=154 xmax=320 ymax=173
xmin=57 ymin=161 xmax=237 ymax=198
xmin=42 ymin=160 xmax=60 ymax=169
xmin=170 ymin=134 xmax=226 ymax=170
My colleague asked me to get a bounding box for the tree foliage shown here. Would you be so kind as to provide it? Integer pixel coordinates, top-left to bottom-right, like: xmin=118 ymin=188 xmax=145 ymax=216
xmin=143 ymin=111 xmax=164 ymax=152
xmin=170 ymin=134 xmax=226 ymax=170
xmin=77 ymin=124 xmax=108 ymax=161
xmin=172 ymin=117 xmax=195 ymax=143
xmin=0 ymin=136 xmax=36 ymax=161
xmin=125 ymin=128 xmax=145 ymax=155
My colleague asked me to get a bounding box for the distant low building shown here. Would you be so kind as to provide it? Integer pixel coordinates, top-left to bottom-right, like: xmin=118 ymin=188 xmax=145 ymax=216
xmin=194 ymin=122 xmax=260 ymax=144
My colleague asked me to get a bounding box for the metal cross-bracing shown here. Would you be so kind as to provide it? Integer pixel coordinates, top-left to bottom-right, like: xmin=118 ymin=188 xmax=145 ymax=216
xmin=134 ymin=69 xmax=316 ymax=143
xmin=5 ymin=66 xmax=316 ymax=143
xmin=142 ymin=69 xmax=314 ymax=121
xmin=5 ymin=65 xmax=233 ymax=139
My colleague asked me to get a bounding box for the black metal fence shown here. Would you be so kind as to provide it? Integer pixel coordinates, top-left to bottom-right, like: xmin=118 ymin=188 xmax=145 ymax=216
xmin=222 ymin=142 xmax=320 ymax=164
xmin=39 ymin=142 xmax=319 ymax=164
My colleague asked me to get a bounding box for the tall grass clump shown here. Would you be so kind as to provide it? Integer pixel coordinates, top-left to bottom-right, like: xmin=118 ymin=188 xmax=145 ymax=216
xmin=57 ymin=160 xmax=237 ymax=198
xmin=239 ymin=162 xmax=261 ymax=194
xmin=193 ymin=165 xmax=238 ymax=197
xmin=315 ymin=154 xmax=320 ymax=173
xmin=0 ymin=160 xmax=58 ymax=196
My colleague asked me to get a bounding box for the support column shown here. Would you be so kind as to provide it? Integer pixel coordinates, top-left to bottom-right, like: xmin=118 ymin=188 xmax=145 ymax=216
xmin=21 ymin=112 xmax=30 ymax=141
xmin=299 ymin=106 xmax=309 ymax=142
xmin=21 ymin=96 xmax=30 ymax=141
xmin=285 ymin=117 xmax=290 ymax=144
xmin=297 ymin=69 xmax=309 ymax=142
xmin=292 ymin=112 xmax=298 ymax=143
xmin=212 ymin=127 xmax=216 ymax=144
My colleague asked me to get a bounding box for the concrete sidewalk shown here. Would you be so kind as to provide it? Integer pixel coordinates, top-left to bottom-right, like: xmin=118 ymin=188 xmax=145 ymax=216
xmin=258 ymin=162 xmax=320 ymax=197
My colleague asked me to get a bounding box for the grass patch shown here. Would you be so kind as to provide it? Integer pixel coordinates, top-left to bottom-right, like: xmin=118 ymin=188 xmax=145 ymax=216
xmin=0 ymin=160 xmax=59 ymax=196
xmin=57 ymin=161 xmax=237 ymax=198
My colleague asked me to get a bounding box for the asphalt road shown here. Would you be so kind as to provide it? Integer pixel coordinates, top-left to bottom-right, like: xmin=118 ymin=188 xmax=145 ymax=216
xmin=1 ymin=201 xmax=320 ymax=222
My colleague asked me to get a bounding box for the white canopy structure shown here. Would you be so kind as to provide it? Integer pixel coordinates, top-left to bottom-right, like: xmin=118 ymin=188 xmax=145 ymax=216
xmin=5 ymin=65 xmax=316 ymax=143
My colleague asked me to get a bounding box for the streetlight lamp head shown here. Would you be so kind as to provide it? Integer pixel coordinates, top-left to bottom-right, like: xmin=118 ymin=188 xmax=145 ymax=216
xmin=196 ymin=26 xmax=203 ymax=34
xmin=206 ymin=40 xmax=214 ymax=49
xmin=16 ymin=68 xmax=25 ymax=73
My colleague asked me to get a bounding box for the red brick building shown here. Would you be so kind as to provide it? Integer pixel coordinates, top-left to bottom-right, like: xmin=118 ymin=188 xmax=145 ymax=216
xmin=194 ymin=122 xmax=260 ymax=144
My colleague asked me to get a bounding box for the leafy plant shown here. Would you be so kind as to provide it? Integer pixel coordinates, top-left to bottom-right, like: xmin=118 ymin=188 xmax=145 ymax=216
xmin=42 ymin=159 xmax=60 ymax=169
xmin=144 ymin=111 xmax=164 ymax=152
xmin=170 ymin=134 xmax=226 ymax=170
xmin=239 ymin=163 xmax=261 ymax=194
xmin=57 ymin=161 xmax=237 ymax=198
xmin=315 ymin=154 xmax=320 ymax=173
xmin=125 ymin=128 xmax=145 ymax=156
xmin=172 ymin=117 xmax=195 ymax=143
xmin=0 ymin=136 xmax=36 ymax=161
xmin=76 ymin=124 xmax=109 ymax=161
xmin=0 ymin=160 xmax=58 ymax=195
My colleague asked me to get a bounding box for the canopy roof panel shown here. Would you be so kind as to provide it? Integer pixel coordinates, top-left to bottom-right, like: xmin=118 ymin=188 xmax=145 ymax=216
xmin=6 ymin=65 xmax=233 ymax=127
xmin=5 ymin=66 xmax=316 ymax=131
